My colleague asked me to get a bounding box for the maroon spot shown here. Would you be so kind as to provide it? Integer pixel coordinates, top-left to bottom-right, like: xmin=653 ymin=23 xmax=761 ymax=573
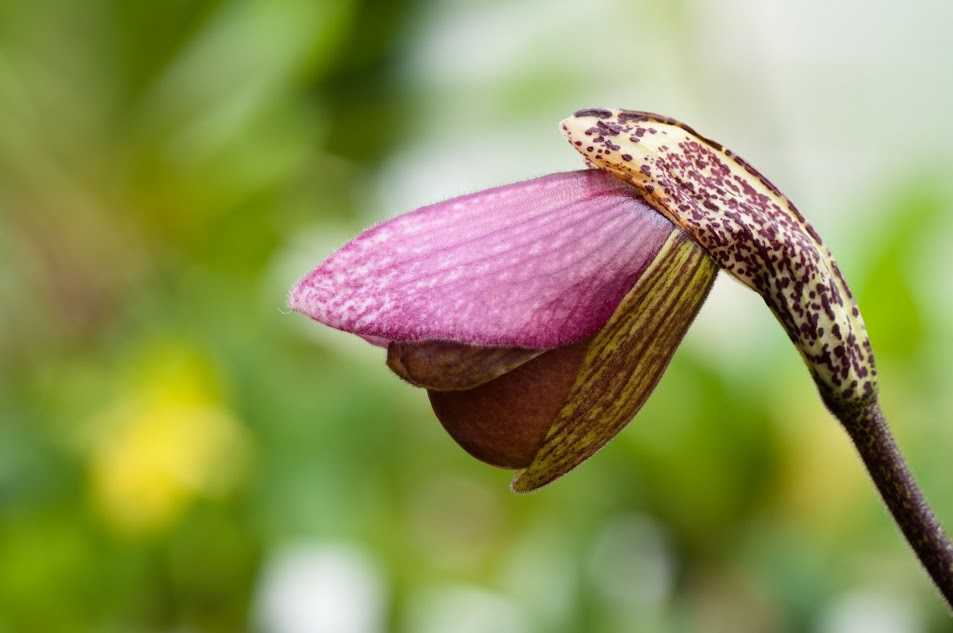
xmin=621 ymin=153 xmax=633 ymax=161
xmin=574 ymin=108 xmax=613 ymax=119
xmin=618 ymin=111 xmax=650 ymax=124
xmin=596 ymin=120 xmax=623 ymax=136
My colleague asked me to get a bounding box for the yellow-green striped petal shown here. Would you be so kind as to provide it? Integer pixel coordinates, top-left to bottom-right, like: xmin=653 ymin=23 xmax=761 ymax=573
xmin=512 ymin=230 xmax=717 ymax=491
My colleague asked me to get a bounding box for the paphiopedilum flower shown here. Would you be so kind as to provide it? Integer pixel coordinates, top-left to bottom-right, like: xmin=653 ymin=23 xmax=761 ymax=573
xmin=290 ymin=169 xmax=717 ymax=491
xmin=292 ymin=109 xmax=953 ymax=607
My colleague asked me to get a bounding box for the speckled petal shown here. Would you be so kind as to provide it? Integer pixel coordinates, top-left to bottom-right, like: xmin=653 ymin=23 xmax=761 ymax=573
xmin=289 ymin=170 xmax=677 ymax=348
xmin=562 ymin=109 xmax=876 ymax=407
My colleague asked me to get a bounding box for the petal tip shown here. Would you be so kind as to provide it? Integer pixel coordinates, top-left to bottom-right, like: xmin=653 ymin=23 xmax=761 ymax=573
xmin=509 ymin=470 xmax=555 ymax=494
xmin=288 ymin=272 xmax=336 ymax=325
xmin=286 ymin=279 xmax=308 ymax=314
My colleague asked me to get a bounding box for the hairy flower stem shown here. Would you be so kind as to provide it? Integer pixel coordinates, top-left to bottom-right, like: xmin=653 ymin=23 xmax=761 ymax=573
xmin=829 ymin=397 xmax=953 ymax=608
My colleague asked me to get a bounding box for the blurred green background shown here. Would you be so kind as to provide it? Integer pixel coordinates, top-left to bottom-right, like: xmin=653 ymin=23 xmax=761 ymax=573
xmin=2 ymin=0 xmax=953 ymax=631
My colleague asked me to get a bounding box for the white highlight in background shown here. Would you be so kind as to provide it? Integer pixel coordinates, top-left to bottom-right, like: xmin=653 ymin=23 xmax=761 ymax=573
xmin=254 ymin=543 xmax=387 ymax=633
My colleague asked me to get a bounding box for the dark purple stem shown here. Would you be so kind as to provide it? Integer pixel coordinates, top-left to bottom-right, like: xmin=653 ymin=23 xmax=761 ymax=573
xmin=827 ymin=396 xmax=953 ymax=610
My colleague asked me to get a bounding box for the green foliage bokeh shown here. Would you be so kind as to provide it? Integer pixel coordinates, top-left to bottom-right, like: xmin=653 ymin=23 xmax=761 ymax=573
xmin=1 ymin=1 xmax=952 ymax=631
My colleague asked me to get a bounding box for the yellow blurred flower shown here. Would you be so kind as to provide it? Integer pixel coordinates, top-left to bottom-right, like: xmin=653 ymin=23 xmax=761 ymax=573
xmin=88 ymin=344 xmax=250 ymax=537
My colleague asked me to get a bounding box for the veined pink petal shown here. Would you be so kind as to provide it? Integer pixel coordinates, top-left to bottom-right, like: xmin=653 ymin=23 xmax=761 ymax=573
xmin=289 ymin=170 xmax=676 ymax=348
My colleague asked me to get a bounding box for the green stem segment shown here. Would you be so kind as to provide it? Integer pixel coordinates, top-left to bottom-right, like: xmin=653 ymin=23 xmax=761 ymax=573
xmin=829 ymin=397 xmax=953 ymax=609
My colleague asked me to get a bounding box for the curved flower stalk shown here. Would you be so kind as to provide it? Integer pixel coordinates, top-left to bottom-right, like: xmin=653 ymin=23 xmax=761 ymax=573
xmin=291 ymin=111 xmax=953 ymax=609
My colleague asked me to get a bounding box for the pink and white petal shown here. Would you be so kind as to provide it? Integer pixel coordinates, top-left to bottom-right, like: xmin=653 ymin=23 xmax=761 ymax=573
xmin=289 ymin=170 xmax=677 ymax=348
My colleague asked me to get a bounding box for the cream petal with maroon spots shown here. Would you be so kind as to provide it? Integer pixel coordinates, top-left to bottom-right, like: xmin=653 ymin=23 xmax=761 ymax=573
xmin=562 ymin=109 xmax=876 ymax=407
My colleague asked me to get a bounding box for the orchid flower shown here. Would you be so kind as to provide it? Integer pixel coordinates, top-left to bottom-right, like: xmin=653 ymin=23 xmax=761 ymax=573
xmin=291 ymin=109 xmax=953 ymax=608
